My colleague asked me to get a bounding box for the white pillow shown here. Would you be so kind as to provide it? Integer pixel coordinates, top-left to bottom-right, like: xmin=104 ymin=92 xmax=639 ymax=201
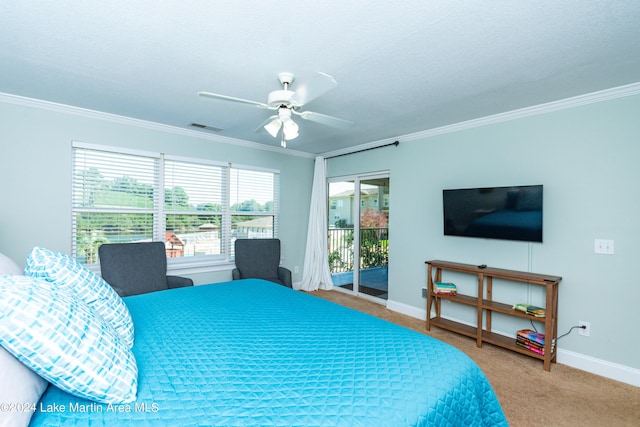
xmin=0 ymin=254 xmax=45 ymax=427
xmin=0 ymin=275 xmax=138 ymax=404
xmin=24 ymin=247 xmax=134 ymax=348
xmin=0 ymin=252 xmax=22 ymax=275
xmin=0 ymin=346 xmax=48 ymax=427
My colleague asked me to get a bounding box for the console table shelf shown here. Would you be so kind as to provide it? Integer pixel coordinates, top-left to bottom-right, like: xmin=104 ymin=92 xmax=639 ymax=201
xmin=425 ymin=260 xmax=561 ymax=371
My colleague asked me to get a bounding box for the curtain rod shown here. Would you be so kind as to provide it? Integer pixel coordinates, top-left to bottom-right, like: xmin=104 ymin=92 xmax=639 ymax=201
xmin=325 ymin=140 xmax=399 ymax=159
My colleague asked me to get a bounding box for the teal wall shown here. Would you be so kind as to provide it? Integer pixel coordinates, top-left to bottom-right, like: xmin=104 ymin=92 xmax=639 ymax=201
xmin=0 ymin=100 xmax=314 ymax=284
xmin=2 ymin=92 xmax=638 ymax=374
xmin=327 ymin=94 xmax=640 ymax=370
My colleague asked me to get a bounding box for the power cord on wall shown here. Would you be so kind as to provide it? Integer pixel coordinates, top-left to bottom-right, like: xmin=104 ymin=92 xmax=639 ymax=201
xmin=529 ymin=320 xmax=586 ymax=344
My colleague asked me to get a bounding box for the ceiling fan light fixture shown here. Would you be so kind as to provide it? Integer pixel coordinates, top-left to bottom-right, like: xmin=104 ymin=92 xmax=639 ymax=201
xmin=282 ymin=117 xmax=299 ymax=140
xmin=264 ymin=118 xmax=282 ymax=138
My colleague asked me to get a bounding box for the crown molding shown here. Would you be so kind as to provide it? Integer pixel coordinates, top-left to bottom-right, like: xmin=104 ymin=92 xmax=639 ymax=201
xmin=323 ymin=81 xmax=640 ymax=157
xmin=3 ymin=81 xmax=639 ymax=161
xmin=0 ymin=92 xmax=314 ymax=159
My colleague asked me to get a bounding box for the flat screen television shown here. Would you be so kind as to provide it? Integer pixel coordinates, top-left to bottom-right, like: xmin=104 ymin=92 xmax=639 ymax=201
xmin=443 ymin=185 xmax=543 ymax=242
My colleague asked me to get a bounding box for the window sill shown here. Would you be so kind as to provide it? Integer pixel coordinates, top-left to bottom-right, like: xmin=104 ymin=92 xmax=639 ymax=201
xmin=168 ymin=261 xmax=235 ymax=276
xmin=86 ymin=260 xmax=236 ymax=277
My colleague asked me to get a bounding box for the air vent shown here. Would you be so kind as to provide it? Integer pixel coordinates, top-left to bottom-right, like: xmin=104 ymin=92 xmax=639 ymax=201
xmin=190 ymin=123 xmax=223 ymax=132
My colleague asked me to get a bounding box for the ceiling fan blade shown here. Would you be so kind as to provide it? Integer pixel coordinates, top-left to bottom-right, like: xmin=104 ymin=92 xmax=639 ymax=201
xmin=254 ymin=115 xmax=279 ymax=133
xmin=296 ymin=110 xmax=353 ymax=129
xmin=198 ymin=91 xmax=269 ymax=108
xmin=290 ymin=72 xmax=338 ymax=106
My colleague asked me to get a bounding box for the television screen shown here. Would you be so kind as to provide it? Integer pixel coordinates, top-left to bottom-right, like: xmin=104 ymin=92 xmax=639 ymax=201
xmin=443 ymin=185 xmax=543 ymax=242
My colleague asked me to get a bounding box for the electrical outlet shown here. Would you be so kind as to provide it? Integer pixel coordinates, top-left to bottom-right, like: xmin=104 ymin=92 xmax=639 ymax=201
xmin=421 ymin=288 xmax=427 ymax=298
xmin=594 ymin=239 xmax=614 ymax=254
xmin=294 ymin=266 xmax=299 ymax=274
xmin=579 ymin=320 xmax=591 ymax=337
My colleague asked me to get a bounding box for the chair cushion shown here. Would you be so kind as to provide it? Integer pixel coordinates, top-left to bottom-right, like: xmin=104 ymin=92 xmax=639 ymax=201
xmin=167 ymin=275 xmax=194 ymax=289
xmin=0 ymin=275 xmax=138 ymax=404
xmin=99 ymin=242 xmax=170 ymax=296
xmin=234 ymin=239 xmax=281 ymax=281
xmin=24 ymin=247 xmax=135 ymax=348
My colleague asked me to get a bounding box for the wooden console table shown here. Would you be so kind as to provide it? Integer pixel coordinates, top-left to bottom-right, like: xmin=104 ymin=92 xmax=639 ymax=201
xmin=425 ymin=260 xmax=561 ymax=371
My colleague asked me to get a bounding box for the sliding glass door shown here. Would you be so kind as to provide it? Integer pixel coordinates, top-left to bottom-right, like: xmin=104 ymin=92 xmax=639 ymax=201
xmin=328 ymin=179 xmax=356 ymax=293
xmin=328 ymin=174 xmax=389 ymax=300
xmin=358 ymin=177 xmax=389 ymax=299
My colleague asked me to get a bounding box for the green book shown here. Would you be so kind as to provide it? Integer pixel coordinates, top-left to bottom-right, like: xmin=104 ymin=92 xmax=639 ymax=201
xmin=513 ymin=303 xmax=545 ymax=317
xmin=435 ymin=282 xmax=456 ymax=289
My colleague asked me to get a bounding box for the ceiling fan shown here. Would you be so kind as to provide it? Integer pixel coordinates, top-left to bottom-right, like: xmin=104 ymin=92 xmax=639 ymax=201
xmin=198 ymin=72 xmax=353 ymax=147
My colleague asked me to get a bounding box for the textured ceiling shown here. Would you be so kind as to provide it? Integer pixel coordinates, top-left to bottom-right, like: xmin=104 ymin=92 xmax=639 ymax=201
xmin=1 ymin=1 xmax=639 ymax=154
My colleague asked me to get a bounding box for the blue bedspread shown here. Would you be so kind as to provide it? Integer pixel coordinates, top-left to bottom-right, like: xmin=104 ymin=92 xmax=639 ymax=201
xmin=31 ymin=279 xmax=506 ymax=426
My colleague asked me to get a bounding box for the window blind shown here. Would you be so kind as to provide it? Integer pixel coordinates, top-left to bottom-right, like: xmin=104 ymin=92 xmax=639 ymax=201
xmin=71 ymin=142 xmax=280 ymax=266
xmin=229 ymin=167 xmax=280 ymax=250
xmin=164 ymin=158 xmax=226 ymax=258
xmin=72 ymin=145 xmax=159 ymax=264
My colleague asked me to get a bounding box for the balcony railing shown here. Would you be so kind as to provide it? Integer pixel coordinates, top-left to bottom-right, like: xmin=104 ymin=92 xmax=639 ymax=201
xmin=328 ymin=227 xmax=388 ymax=273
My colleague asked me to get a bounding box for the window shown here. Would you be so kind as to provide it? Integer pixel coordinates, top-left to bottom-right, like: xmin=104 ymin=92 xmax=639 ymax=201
xmin=230 ymin=168 xmax=279 ymax=244
xmin=72 ymin=142 xmax=279 ymax=266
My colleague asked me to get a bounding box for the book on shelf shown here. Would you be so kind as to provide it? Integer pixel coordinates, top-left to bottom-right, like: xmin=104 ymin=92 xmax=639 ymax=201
xmin=516 ymin=329 xmax=555 ymax=355
xmin=434 ymin=281 xmax=457 ymax=295
xmin=516 ymin=340 xmax=544 ymax=355
xmin=517 ymin=329 xmax=545 ymax=346
xmin=512 ymin=303 xmax=545 ymax=317
xmin=516 ymin=336 xmax=543 ymax=350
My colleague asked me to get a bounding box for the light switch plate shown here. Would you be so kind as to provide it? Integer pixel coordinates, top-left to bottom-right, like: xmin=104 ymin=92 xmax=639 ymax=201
xmin=594 ymin=239 xmax=614 ymax=255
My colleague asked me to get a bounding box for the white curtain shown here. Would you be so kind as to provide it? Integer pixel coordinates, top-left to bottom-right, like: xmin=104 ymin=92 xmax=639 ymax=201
xmin=297 ymin=156 xmax=334 ymax=291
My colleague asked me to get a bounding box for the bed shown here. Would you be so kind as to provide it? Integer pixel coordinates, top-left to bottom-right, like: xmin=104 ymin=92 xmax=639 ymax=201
xmin=24 ymin=279 xmax=506 ymax=426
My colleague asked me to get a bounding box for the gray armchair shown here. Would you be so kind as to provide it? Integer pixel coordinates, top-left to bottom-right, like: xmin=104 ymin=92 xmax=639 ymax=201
xmin=232 ymin=239 xmax=292 ymax=288
xmin=99 ymin=241 xmax=194 ymax=296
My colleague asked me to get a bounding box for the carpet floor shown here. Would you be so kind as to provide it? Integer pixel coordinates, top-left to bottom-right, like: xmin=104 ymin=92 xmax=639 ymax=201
xmin=309 ymin=289 xmax=640 ymax=427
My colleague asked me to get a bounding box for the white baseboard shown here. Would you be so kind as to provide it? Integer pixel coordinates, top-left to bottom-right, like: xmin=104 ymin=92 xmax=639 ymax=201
xmin=386 ymin=298 xmax=640 ymax=388
xmin=386 ymin=299 xmax=427 ymax=320
xmin=557 ymin=349 xmax=640 ymax=387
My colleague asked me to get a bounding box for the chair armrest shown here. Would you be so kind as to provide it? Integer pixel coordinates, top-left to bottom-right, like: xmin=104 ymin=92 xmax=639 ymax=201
xmin=167 ymin=275 xmax=194 ymax=289
xmin=231 ymin=268 xmax=241 ymax=280
xmin=278 ymin=267 xmax=293 ymax=289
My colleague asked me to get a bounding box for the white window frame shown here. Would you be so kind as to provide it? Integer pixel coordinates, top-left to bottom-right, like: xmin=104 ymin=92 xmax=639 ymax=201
xmin=71 ymin=141 xmax=280 ymax=273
